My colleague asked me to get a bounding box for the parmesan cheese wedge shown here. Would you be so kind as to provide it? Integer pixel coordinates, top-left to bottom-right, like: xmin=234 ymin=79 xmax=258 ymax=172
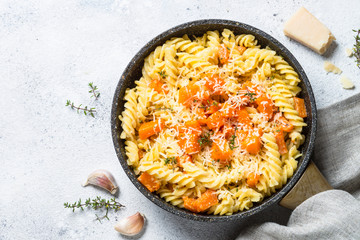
xmin=284 ymin=7 xmax=335 ymax=55
xmin=324 ymin=61 xmax=342 ymax=74
xmin=340 ymin=75 xmax=354 ymax=89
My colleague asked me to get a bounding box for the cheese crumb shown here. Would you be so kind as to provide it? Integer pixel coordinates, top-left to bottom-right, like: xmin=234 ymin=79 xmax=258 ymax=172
xmin=345 ymin=48 xmax=353 ymax=57
xmin=283 ymin=7 xmax=335 ymax=55
xmin=324 ymin=61 xmax=342 ymax=74
xmin=340 ymin=75 xmax=354 ymax=89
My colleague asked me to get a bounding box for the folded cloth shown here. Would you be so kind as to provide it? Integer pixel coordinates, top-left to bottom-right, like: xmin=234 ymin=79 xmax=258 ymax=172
xmin=237 ymin=93 xmax=360 ymax=239
xmin=314 ymin=94 xmax=360 ymax=198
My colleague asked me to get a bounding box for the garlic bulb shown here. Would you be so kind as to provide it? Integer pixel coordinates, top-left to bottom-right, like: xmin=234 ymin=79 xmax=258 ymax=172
xmin=114 ymin=212 xmax=145 ymax=236
xmin=82 ymin=169 xmax=118 ymax=194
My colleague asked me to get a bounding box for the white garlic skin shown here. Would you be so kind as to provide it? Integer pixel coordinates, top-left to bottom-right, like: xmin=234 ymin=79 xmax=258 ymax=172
xmin=83 ymin=169 xmax=118 ymax=194
xmin=114 ymin=212 xmax=145 ymax=236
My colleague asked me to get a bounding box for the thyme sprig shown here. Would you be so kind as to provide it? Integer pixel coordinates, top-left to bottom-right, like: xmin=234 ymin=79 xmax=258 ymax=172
xmin=88 ymin=82 xmax=100 ymax=100
xmin=66 ymin=100 xmax=96 ymax=117
xmin=353 ymin=29 xmax=360 ymax=69
xmin=64 ymin=196 xmax=124 ymax=222
xmin=66 ymin=82 xmax=100 ymax=117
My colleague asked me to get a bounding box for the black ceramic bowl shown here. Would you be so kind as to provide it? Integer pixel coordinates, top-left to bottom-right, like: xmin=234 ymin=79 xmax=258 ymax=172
xmin=111 ymin=19 xmax=317 ymax=222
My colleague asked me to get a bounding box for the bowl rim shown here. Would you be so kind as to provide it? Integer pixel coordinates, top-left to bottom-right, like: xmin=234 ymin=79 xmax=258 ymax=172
xmin=111 ymin=19 xmax=317 ymax=222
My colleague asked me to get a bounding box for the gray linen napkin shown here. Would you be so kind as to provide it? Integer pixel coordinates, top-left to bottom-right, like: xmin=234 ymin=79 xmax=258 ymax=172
xmin=237 ymin=93 xmax=360 ymax=239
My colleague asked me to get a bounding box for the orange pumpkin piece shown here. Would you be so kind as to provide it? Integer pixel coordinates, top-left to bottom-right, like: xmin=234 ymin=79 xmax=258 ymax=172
xmin=238 ymin=46 xmax=247 ymax=55
xmin=255 ymin=96 xmax=274 ymax=120
xmin=236 ymin=129 xmax=249 ymax=142
xmin=149 ymin=78 xmax=168 ymax=94
xmin=293 ymin=97 xmax=307 ymax=118
xmin=237 ymin=108 xmax=252 ymax=127
xmin=195 ymin=108 xmax=208 ymax=125
xmin=205 ymin=100 xmax=221 ymax=114
xmin=177 ymin=155 xmax=193 ymax=168
xmin=183 ymin=120 xmax=202 ymax=136
xmin=178 ymin=120 xmax=203 ymax=155
xmin=183 ymin=189 xmax=218 ymax=213
xmin=138 ymin=119 xmax=165 ymax=140
xmin=211 ymin=138 xmax=233 ymax=165
xmin=220 ymin=102 xmax=237 ymax=118
xmin=205 ymin=75 xmax=226 ymax=94
xmin=195 ymin=84 xmax=211 ymax=103
xmin=183 ymin=196 xmax=198 ymax=212
xmin=246 ymin=172 xmax=260 ymax=188
xmin=178 ymin=133 xmax=201 ymax=155
xmin=276 ymin=115 xmax=294 ymax=132
xmin=138 ymin=172 xmax=160 ymax=192
xmin=275 ymin=130 xmax=288 ymax=155
xmin=195 ymin=190 xmax=219 ymax=212
xmin=222 ymin=123 xmax=235 ymax=139
xmin=218 ymin=44 xmax=230 ymax=65
xmin=178 ymin=85 xmax=197 ymax=106
xmin=179 ymin=83 xmax=210 ymax=106
xmin=242 ymin=128 xmax=263 ymax=155
xmin=207 ymin=111 xmax=226 ymax=129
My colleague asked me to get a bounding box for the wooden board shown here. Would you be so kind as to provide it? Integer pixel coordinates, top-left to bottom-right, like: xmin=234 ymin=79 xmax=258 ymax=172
xmin=280 ymin=161 xmax=332 ymax=209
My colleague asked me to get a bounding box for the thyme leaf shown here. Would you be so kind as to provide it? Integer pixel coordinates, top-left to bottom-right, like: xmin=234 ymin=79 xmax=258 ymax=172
xmin=158 ymin=70 xmax=168 ymax=79
xmin=88 ymin=82 xmax=100 ymax=100
xmin=353 ymin=29 xmax=360 ymax=69
xmin=165 ymin=157 xmax=177 ymax=165
xmin=66 ymin=100 xmax=96 ymax=117
xmin=198 ymin=132 xmax=212 ymax=146
xmin=244 ymin=92 xmax=257 ymax=102
xmin=229 ymin=134 xmax=238 ymax=150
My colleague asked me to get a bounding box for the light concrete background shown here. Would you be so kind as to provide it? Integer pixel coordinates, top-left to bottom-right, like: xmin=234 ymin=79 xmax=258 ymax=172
xmin=1 ymin=0 xmax=359 ymax=239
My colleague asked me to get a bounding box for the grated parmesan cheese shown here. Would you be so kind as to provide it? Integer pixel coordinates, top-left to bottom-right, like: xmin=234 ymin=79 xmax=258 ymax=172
xmin=324 ymin=61 xmax=342 ymax=74
xmin=340 ymin=75 xmax=355 ymax=89
xmin=345 ymin=48 xmax=353 ymax=57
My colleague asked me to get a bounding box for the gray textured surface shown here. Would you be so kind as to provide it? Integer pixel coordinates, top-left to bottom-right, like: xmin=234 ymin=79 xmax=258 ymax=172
xmin=1 ymin=0 xmax=359 ymax=239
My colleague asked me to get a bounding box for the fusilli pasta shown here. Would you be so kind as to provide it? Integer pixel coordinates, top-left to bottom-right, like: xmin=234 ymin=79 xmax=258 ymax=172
xmin=119 ymin=29 xmax=307 ymax=215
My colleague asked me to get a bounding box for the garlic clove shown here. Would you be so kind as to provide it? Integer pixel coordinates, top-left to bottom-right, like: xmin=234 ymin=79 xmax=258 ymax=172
xmin=114 ymin=212 xmax=145 ymax=236
xmin=82 ymin=169 xmax=118 ymax=194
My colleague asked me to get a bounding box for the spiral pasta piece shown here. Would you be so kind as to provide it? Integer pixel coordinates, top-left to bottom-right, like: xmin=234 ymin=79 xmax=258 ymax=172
xmin=164 ymin=45 xmax=179 ymax=87
xmin=235 ymin=34 xmax=258 ymax=47
xmin=257 ymin=133 xmax=283 ymax=195
xmin=119 ymin=88 xmax=138 ymax=140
